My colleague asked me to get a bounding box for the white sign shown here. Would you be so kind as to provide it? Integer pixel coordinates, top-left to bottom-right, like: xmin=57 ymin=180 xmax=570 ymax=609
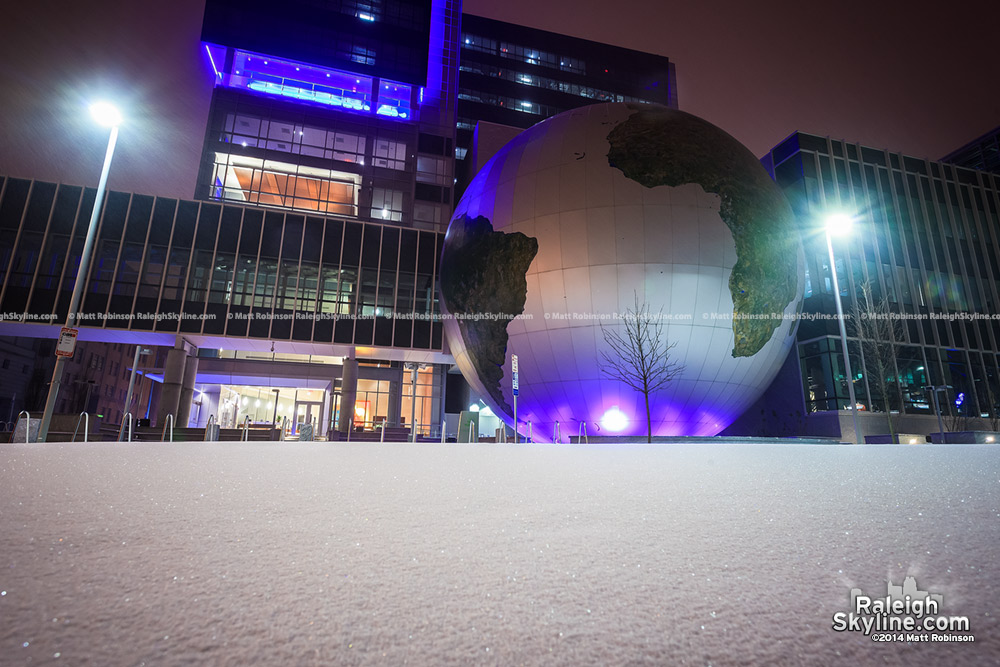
xmin=55 ymin=327 xmax=79 ymax=358
xmin=511 ymin=354 xmax=519 ymax=373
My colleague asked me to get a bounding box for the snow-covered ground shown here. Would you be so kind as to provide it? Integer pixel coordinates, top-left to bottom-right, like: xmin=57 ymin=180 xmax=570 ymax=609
xmin=1 ymin=441 xmax=997 ymax=666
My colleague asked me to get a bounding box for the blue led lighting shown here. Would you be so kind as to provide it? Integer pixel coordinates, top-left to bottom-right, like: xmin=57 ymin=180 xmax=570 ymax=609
xmin=204 ymin=44 xmax=224 ymax=80
xmin=210 ymin=47 xmax=413 ymax=121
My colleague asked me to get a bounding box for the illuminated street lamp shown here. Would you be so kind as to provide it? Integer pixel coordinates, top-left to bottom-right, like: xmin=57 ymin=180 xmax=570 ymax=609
xmin=38 ymin=103 xmax=122 ymax=442
xmin=825 ymin=213 xmax=861 ymax=444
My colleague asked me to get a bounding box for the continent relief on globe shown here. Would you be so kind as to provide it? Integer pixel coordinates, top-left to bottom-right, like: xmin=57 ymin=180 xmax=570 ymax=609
xmin=440 ymin=215 xmax=538 ymax=412
xmin=607 ymin=104 xmax=799 ymax=357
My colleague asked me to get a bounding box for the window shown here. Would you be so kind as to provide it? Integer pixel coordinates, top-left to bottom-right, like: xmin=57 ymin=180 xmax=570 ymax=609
xmin=227 ymin=50 xmax=373 ymax=114
xmin=371 ymin=188 xmax=404 ymax=222
xmin=372 ymin=138 xmax=408 ymax=171
xmin=211 ymin=154 xmax=360 ymax=216
xmin=413 ymin=203 xmax=445 ymax=226
xmin=222 ymin=113 xmax=367 ymax=166
xmin=416 ymin=156 xmax=449 ymax=185
xmin=376 ymin=80 xmax=412 ymax=119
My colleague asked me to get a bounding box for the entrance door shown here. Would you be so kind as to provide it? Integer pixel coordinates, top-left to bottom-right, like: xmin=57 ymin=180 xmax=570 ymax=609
xmin=293 ymin=401 xmax=323 ymax=434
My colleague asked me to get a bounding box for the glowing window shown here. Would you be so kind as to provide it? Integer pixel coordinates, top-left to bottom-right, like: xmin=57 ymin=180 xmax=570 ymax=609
xmin=227 ymin=50 xmax=373 ymax=114
xmin=377 ymin=80 xmax=412 ymax=119
xmin=221 ymin=113 xmax=366 ymax=165
xmin=210 ymin=154 xmax=360 ymax=216
xmin=371 ymin=188 xmax=404 ymax=222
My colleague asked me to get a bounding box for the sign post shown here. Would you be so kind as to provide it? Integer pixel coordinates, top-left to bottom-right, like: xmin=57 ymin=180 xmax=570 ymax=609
xmin=511 ymin=354 xmax=519 ymax=444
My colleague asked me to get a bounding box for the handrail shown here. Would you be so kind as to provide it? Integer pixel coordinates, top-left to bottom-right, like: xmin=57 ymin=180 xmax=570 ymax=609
xmin=440 ymin=422 xmax=447 ymax=443
xmin=72 ymin=412 xmax=89 ymax=443
xmin=161 ymin=414 xmax=174 ymax=442
xmin=554 ymin=421 xmax=561 ymax=444
xmin=205 ymin=414 xmax=217 ymax=442
xmin=578 ymin=421 xmax=588 ymax=445
xmin=411 ymin=421 xmax=419 ymax=443
xmin=281 ymin=416 xmax=287 ymax=441
xmin=241 ymin=415 xmax=250 ymax=442
xmin=468 ymin=420 xmax=476 ymax=443
xmin=379 ymin=418 xmax=386 ymax=443
xmin=119 ymin=413 xmax=133 ymax=442
xmin=527 ymin=421 xmax=533 ymax=444
xmin=18 ymin=411 xmax=30 ymax=443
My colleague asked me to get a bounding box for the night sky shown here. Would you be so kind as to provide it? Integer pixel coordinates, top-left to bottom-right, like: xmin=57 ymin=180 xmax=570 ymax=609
xmin=1 ymin=0 xmax=997 ymax=200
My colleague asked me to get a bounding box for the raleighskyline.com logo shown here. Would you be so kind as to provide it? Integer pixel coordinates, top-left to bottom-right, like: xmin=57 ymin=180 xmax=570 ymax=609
xmin=832 ymin=576 xmax=974 ymax=643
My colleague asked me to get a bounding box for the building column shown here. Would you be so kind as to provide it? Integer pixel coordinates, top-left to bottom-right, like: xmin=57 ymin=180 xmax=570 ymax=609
xmin=177 ymin=355 xmax=199 ymax=427
xmin=157 ymin=345 xmax=187 ymax=426
xmin=437 ymin=363 xmax=447 ymax=437
xmin=387 ymin=364 xmax=404 ymax=427
xmin=337 ymin=350 xmax=358 ymax=433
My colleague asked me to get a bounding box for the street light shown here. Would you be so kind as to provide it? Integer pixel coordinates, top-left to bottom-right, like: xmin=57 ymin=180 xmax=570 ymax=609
xmin=38 ymin=102 xmax=122 ymax=442
xmin=825 ymin=213 xmax=862 ymax=444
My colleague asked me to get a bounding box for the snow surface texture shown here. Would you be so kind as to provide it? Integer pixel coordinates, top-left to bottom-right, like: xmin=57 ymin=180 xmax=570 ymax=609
xmin=1 ymin=442 xmax=997 ymax=666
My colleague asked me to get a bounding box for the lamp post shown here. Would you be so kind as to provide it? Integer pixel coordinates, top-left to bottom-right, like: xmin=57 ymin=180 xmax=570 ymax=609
xmin=118 ymin=346 xmax=151 ymax=440
xmin=825 ymin=213 xmax=862 ymax=444
xmin=923 ymin=384 xmax=951 ymax=444
xmin=38 ymin=102 xmax=122 ymax=442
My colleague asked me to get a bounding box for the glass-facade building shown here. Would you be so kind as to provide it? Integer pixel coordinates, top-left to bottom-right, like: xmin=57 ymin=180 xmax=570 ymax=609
xmin=764 ymin=130 xmax=1000 ymax=424
xmin=455 ymin=14 xmax=676 ymax=172
xmin=0 ymin=178 xmax=444 ymax=350
xmin=197 ymin=0 xmax=459 ymax=231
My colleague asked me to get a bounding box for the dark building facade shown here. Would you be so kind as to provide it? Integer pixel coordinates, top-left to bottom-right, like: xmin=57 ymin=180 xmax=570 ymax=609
xmin=761 ymin=129 xmax=1000 ymax=437
xmin=455 ymin=14 xmax=676 ymax=178
xmin=941 ymin=125 xmax=1000 ymax=175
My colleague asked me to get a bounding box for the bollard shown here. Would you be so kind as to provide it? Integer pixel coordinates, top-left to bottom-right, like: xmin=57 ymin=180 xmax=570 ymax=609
xmin=161 ymin=414 xmax=174 ymax=442
xmin=73 ymin=412 xmax=89 ymax=443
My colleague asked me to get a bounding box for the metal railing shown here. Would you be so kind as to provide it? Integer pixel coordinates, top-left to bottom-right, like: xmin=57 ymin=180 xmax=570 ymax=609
xmin=554 ymin=421 xmax=561 ymax=444
xmin=119 ymin=413 xmax=133 ymax=442
xmin=18 ymin=411 xmax=30 ymax=443
xmin=241 ymin=415 xmax=250 ymax=442
xmin=161 ymin=414 xmax=174 ymax=442
xmin=578 ymin=421 xmax=588 ymax=445
xmin=467 ymin=420 xmax=477 ymax=443
xmin=72 ymin=412 xmax=89 ymax=443
xmin=527 ymin=421 xmax=533 ymax=444
xmin=205 ymin=414 xmax=217 ymax=442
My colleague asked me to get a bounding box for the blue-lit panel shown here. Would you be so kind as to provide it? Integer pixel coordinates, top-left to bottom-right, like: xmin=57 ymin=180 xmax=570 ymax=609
xmin=376 ymin=80 xmax=412 ymax=119
xmin=228 ymin=50 xmax=373 ymax=113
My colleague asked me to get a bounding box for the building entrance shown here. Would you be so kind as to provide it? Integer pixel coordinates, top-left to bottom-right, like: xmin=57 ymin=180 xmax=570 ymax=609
xmin=293 ymin=400 xmax=323 ymax=434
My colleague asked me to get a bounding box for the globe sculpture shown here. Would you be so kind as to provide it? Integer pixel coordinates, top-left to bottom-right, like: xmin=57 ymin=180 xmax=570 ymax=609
xmin=441 ymin=103 xmax=803 ymax=439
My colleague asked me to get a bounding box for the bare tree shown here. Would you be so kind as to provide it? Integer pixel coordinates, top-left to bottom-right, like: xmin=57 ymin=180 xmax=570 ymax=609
xmin=598 ymin=294 xmax=685 ymax=442
xmin=849 ymin=280 xmax=904 ymax=438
